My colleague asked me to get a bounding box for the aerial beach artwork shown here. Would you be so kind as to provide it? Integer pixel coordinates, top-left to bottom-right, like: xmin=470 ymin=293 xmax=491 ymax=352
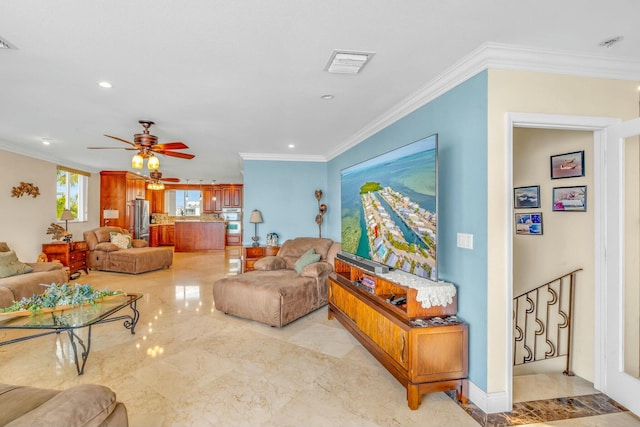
xmin=341 ymin=135 xmax=437 ymax=279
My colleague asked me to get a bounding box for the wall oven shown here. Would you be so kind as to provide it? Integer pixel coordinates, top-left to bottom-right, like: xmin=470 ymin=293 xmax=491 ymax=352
xmin=222 ymin=208 xmax=242 ymax=234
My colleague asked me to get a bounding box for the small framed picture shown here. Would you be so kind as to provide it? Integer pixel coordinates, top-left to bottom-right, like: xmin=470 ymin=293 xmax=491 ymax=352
xmin=515 ymin=213 xmax=543 ymax=235
xmin=550 ymin=150 xmax=584 ymax=179
xmin=552 ymin=186 xmax=587 ymax=212
xmin=514 ymin=186 xmax=540 ymax=209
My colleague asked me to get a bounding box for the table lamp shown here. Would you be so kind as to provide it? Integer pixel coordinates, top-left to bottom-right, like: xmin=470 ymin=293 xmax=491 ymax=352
xmin=60 ymin=209 xmax=75 ymax=231
xmin=249 ymin=209 xmax=263 ymax=246
xmin=103 ymin=209 xmax=119 ymax=226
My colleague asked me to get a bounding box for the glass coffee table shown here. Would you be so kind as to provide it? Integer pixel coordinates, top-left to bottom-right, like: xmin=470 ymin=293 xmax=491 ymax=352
xmin=0 ymin=293 xmax=141 ymax=375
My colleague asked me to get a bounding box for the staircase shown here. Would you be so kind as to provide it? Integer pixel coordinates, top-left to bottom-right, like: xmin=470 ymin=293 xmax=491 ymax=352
xmin=513 ymin=269 xmax=581 ymax=375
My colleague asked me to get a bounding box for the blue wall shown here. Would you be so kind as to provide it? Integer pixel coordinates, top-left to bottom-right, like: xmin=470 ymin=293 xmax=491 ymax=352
xmin=244 ymin=71 xmax=489 ymax=391
xmin=243 ymin=160 xmax=328 ymax=246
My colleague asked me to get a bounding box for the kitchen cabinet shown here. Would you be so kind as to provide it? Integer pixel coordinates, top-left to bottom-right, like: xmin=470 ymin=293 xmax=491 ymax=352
xmin=150 ymin=224 xmax=174 ymax=246
xmin=149 ymin=225 xmax=159 ymax=247
xmin=100 ymin=171 xmax=147 ymax=235
xmin=159 ymin=224 xmax=174 ymax=246
xmin=149 ymin=190 xmax=165 ymax=213
xmin=222 ymin=185 xmax=242 ymax=208
xmin=203 ymin=187 xmax=223 ymax=213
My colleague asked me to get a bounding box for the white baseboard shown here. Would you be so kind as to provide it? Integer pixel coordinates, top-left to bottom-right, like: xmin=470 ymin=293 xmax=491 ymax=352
xmin=468 ymin=381 xmax=511 ymax=414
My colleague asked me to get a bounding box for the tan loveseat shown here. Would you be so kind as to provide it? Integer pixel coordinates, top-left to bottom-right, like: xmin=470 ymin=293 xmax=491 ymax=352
xmin=0 ymin=242 xmax=70 ymax=309
xmin=212 ymin=237 xmax=340 ymax=327
xmin=83 ymin=227 xmax=173 ymax=274
xmin=0 ymin=382 xmax=128 ymax=426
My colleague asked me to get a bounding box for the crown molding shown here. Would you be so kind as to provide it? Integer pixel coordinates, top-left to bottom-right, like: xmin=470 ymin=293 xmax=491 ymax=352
xmin=239 ymin=152 xmax=327 ymax=162
xmin=325 ymin=42 xmax=640 ymax=160
xmin=0 ymin=142 xmax=99 ymax=174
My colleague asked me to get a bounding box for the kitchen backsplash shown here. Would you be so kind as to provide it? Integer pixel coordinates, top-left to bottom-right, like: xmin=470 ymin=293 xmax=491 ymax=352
xmin=151 ymin=213 xmax=223 ymax=224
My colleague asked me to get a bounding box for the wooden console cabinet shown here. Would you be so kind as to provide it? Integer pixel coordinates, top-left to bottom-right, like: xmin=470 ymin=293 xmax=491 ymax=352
xmin=328 ymin=258 xmax=468 ymax=410
xmin=42 ymin=241 xmax=88 ymax=276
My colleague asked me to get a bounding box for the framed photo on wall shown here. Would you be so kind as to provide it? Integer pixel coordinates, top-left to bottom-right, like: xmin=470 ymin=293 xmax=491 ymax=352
xmin=550 ymin=150 xmax=584 ymax=179
xmin=514 ymin=186 xmax=540 ymax=209
xmin=515 ymin=213 xmax=543 ymax=235
xmin=552 ymin=186 xmax=587 ymax=212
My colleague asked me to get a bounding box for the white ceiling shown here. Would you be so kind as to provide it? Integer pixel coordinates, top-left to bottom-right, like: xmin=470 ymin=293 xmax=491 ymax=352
xmin=1 ymin=0 xmax=639 ymax=183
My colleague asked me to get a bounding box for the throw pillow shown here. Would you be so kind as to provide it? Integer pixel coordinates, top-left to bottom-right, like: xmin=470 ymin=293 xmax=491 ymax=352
xmin=254 ymin=256 xmax=286 ymax=271
xmin=0 ymin=250 xmax=34 ymax=278
xmin=110 ymin=232 xmax=132 ymax=249
xmin=294 ymin=248 xmax=321 ymax=275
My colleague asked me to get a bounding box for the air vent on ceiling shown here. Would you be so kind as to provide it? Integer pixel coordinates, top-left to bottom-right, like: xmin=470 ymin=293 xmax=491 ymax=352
xmin=0 ymin=36 xmax=16 ymax=49
xmin=325 ymin=50 xmax=375 ymax=74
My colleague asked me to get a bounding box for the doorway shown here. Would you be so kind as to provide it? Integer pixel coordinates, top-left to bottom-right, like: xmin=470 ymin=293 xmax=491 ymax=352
xmin=512 ymin=127 xmax=595 ymax=401
xmin=505 ymin=113 xmax=620 ymax=411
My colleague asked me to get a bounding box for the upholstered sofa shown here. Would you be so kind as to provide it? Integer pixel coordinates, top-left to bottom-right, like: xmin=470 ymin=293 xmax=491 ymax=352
xmin=0 ymin=382 xmax=128 ymax=426
xmin=0 ymin=242 xmax=70 ymax=309
xmin=83 ymin=227 xmax=173 ymax=274
xmin=212 ymin=237 xmax=340 ymax=327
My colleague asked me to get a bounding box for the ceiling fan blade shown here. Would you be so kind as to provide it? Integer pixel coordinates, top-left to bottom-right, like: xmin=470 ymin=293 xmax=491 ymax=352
xmin=160 ymin=177 xmax=180 ymax=182
xmin=156 ymin=150 xmax=195 ymax=159
xmin=154 ymin=142 xmax=189 ymax=150
xmin=87 ymin=146 xmax=128 ymax=149
xmin=88 ymin=147 xmax=139 ymax=152
xmin=104 ymin=134 xmax=138 ymax=148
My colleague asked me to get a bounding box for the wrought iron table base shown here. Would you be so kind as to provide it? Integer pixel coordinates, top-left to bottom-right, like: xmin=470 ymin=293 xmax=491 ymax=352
xmin=0 ymin=298 xmax=140 ymax=375
xmin=65 ymin=301 xmax=139 ymax=375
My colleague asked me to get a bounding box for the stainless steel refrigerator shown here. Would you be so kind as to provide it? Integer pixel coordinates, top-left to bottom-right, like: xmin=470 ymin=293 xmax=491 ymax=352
xmin=134 ymin=199 xmax=150 ymax=242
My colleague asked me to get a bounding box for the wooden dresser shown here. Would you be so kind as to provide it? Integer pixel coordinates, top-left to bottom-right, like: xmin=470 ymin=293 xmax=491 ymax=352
xmin=41 ymin=241 xmax=89 ymax=277
xmin=328 ymin=257 xmax=468 ymax=410
xmin=243 ymin=246 xmax=280 ymax=272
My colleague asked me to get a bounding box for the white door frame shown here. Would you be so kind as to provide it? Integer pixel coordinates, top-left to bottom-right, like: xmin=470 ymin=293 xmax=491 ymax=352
xmin=504 ymin=112 xmax=620 ymax=411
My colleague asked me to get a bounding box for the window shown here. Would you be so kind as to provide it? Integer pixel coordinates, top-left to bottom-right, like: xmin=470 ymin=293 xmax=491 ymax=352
xmin=165 ymin=189 xmax=201 ymax=216
xmin=56 ymin=167 xmax=89 ymax=221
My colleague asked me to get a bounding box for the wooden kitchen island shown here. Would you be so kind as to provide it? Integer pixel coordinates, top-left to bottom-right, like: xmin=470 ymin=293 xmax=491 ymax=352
xmin=174 ymin=221 xmax=226 ymax=252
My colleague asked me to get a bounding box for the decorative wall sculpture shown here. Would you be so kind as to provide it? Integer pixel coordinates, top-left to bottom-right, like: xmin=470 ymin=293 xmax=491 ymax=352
xmin=315 ymin=189 xmax=327 ymax=238
xmin=11 ymin=182 xmax=40 ymax=198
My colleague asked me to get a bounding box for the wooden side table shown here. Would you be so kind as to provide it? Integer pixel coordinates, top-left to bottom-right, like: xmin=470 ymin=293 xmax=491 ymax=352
xmin=42 ymin=241 xmax=89 ymax=277
xmin=243 ymin=245 xmax=280 ymax=273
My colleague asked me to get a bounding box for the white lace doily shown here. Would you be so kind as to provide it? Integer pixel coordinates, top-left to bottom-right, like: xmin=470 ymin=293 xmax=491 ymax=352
xmin=380 ymin=269 xmax=456 ymax=308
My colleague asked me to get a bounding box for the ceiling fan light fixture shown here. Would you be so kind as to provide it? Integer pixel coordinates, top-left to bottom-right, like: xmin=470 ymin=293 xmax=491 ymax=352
xmin=147 ymin=155 xmax=160 ymax=170
xmin=131 ymin=153 xmax=144 ymax=169
xmin=148 ymin=181 xmax=164 ymax=190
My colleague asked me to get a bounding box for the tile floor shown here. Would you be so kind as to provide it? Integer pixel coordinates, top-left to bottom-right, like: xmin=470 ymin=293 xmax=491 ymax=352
xmin=0 ymin=249 xmax=639 ymax=427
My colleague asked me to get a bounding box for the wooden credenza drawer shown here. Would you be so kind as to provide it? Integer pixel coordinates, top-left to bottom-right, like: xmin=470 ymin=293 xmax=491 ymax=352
xmin=243 ymin=245 xmax=280 ymax=272
xmin=42 ymin=241 xmax=88 ymax=277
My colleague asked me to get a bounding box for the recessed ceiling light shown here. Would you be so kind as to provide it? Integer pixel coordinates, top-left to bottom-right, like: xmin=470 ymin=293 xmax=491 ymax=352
xmin=321 ymin=94 xmax=334 ymax=100
xmin=41 ymin=138 xmax=51 ymax=145
xmin=98 ymin=81 xmax=113 ymax=88
xmin=325 ymin=50 xmax=375 ymax=74
xmin=288 ymin=144 xmax=295 ymax=149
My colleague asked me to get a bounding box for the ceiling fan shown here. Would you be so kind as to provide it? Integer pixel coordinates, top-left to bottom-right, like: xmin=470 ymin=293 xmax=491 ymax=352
xmin=88 ymin=120 xmax=195 ymax=169
xmin=145 ymin=170 xmax=180 ymax=190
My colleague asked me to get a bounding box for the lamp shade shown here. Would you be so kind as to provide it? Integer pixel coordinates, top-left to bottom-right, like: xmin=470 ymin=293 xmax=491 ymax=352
xmin=147 ymin=155 xmax=160 ymax=170
xmin=131 ymin=154 xmax=144 ymax=169
xmin=249 ymin=209 xmax=263 ymax=224
xmin=103 ymin=209 xmax=119 ymax=219
xmin=59 ymin=209 xmax=75 ymax=221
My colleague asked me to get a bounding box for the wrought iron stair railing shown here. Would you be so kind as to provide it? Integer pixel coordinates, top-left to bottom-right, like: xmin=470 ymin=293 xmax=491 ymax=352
xmin=513 ymin=268 xmax=582 ymax=376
